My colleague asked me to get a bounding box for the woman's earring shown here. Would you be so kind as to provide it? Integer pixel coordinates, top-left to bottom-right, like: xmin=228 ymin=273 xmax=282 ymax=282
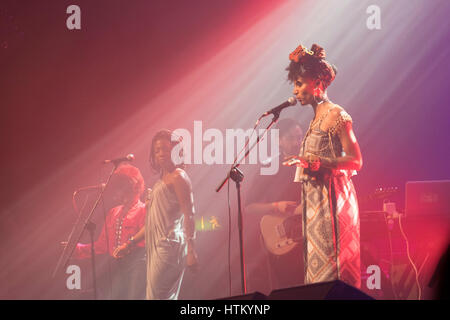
xmin=313 ymin=87 xmax=321 ymax=104
xmin=313 ymin=87 xmax=322 ymax=98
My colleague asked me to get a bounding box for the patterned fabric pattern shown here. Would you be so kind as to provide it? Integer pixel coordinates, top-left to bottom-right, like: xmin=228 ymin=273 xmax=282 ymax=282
xmin=297 ymin=107 xmax=361 ymax=288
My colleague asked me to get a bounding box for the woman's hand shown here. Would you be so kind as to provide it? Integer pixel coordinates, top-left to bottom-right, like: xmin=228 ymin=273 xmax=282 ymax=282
xmin=112 ymin=243 xmax=130 ymax=259
xmin=272 ymin=201 xmax=298 ymax=214
xmin=282 ymin=155 xmax=309 ymax=168
xmin=305 ymin=154 xmax=321 ymax=171
xmin=186 ymin=249 xmax=198 ymax=271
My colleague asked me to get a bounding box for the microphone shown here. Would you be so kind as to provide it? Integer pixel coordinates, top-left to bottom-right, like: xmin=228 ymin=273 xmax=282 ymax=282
xmin=72 ymin=183 xmax=106 ymax=214
xmin=262 ymin=97 xmax=297 ymax=117
xmin=103 ymin=154 xmax=135 ymax=165
xmin=74 ymin=183 xmax=106 ymax=193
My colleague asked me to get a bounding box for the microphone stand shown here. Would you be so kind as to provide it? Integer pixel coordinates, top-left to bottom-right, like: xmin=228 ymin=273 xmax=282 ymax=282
xmin=53 ymin=164 xmax=118 ymax=300
xmin=86 ymin=220 xmax=98 ymax=299
xmin=216 ymin=111 xmax=281 ymax=295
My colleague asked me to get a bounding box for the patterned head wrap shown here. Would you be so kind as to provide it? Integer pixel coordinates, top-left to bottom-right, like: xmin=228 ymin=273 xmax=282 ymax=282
xmin=287 ymin=43 xmax=336 ymax=88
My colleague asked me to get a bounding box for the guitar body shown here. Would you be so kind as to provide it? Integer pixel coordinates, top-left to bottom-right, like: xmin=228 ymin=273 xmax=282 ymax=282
xmin=260 ymin=187 xmax=398 ymax=256
xmin=260 ymin=214 xmax=302 ymax=256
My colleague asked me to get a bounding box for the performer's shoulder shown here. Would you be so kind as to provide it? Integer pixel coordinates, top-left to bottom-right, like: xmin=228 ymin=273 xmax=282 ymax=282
xmin=173 ymin=167 xmax=188 ymax=178
xmin=172 ymin=168 xmax=192 ymax=186
xmin=329 ymin=104 xmax=352 ymax=122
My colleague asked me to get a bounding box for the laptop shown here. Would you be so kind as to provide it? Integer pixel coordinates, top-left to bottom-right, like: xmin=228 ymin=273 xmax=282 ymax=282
xmin=405 ymin=180 xmax=450 ymax=217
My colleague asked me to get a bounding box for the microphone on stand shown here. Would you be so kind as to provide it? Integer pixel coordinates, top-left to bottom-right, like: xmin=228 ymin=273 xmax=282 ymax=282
xmin=262 ymin=97 xmax=297 ymax=117
xmin=74 ymin=183 xmax=106 ymax=194
xmin=103 ymin=154 xmax=135 ymax=165
xmin=72 ymin=183 xmax=106 ymax=213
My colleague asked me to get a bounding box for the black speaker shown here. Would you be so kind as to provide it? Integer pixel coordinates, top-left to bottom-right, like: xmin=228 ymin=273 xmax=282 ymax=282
xmin=267 ymin=280 xmax=374 ymax=300
xmin=218 ymin=291 xmax=267 ymax=300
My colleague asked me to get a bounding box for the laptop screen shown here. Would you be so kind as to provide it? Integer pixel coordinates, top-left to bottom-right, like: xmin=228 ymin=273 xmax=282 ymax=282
xmin=405 ymin=180 xmax=450 ymax=217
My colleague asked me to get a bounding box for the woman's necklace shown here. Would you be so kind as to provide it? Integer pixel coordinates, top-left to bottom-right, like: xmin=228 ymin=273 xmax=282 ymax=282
xmin=310 ymin=99 xmax=328 ymax=129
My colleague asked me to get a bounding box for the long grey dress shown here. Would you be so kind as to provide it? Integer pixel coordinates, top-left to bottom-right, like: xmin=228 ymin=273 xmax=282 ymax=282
xmin=145 ymin=180 xmax=187 ymax=300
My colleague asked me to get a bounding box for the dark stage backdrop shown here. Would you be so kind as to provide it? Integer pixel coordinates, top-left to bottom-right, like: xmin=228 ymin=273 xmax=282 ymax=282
xmin=1 ymin=0 xmax=449 ymax=299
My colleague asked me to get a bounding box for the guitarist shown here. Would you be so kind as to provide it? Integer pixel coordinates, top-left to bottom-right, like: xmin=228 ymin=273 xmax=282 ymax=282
xmin=244 ymin=118 xmax=304 ymax=293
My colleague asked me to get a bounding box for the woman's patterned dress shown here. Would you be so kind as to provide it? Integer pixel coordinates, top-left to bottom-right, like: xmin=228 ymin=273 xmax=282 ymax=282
xmin=294 ymin=107 xmax=361 ymax=288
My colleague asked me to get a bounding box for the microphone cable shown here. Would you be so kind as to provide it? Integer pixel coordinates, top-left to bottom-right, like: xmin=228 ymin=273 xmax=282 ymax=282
xmin=383 ymin=212 xmax=398 ymax=299
xmin=398 ymin=214 xmax=422 ymax=300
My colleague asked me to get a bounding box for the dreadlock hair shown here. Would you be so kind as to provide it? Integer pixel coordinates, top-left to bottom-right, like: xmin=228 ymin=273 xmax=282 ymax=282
xmin=149 ymin=129 xmax=185 ymax=174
